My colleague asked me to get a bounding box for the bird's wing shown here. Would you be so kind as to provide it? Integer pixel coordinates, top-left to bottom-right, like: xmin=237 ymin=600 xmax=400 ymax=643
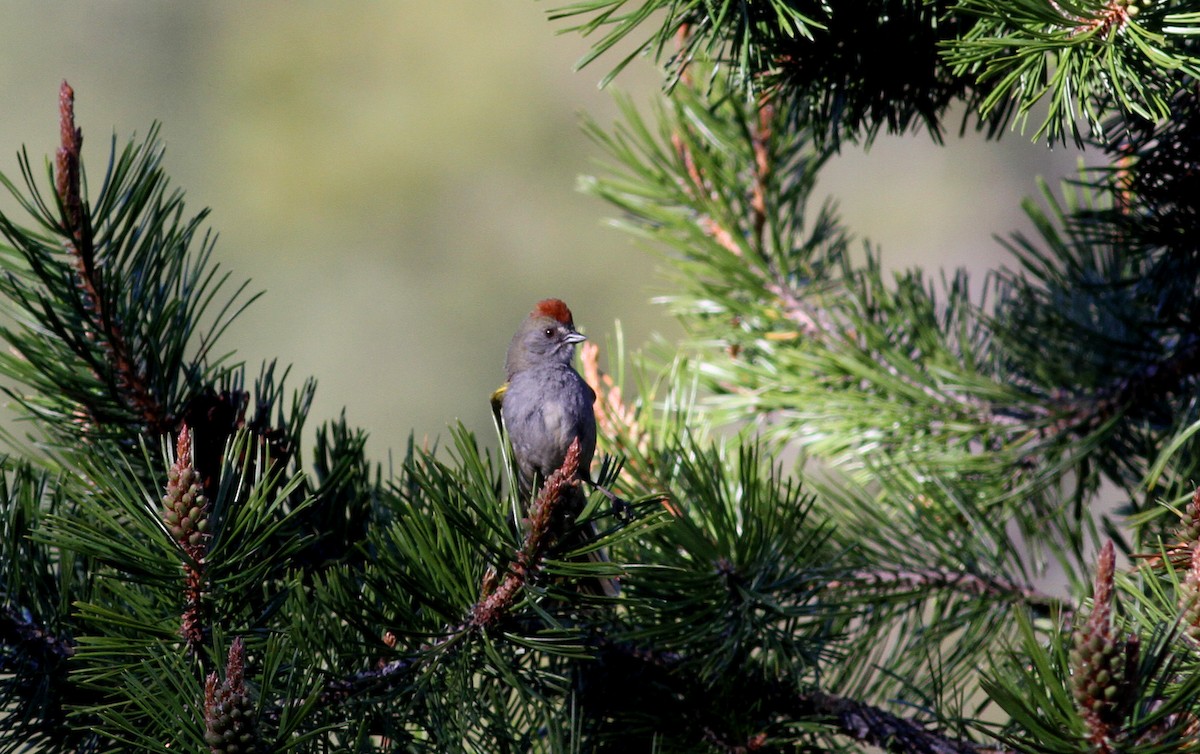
xmin=490 ymin=382 xmax=507 ymax=435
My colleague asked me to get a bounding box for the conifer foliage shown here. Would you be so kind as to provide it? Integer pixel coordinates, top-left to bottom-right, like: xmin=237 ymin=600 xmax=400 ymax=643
xmin=3 ymin=1 xmax=1200 ymax=751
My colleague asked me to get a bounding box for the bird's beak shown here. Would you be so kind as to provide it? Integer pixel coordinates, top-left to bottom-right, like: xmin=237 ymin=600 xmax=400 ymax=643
xmin=565 ymin=331 xmax=587 ymax=345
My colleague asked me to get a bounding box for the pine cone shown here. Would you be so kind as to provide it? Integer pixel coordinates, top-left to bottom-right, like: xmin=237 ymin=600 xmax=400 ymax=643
xmin=1071 ymin=542 xmax=1136 ymax=739
xmin=1178 ymin=489 xmax=1200 ymax=547
xmin=1070 ymin=621 xmax=1126 ymax=721
xmin=204 ymin=638 xmax=262 ymax=754
xmin=162 ymin=430 xmax=210 ymax=552
xmin=204 ymin=682 xmax=258 ymax=752
xmin=1181 ymin=545 xmax=1200 ymax=644
xmin=1131 ymin=488 xmax=1200 ymax=571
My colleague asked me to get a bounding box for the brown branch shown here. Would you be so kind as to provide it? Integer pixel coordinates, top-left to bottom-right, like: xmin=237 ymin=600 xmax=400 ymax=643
xmin=793 ymin=689 xmax=994 ymax=754
xmin=590 ymin=637 xmax=997 ymax=754
xmin=290 ymin=443 xmax=587 ymax=720
xmin=580 ymin=342 xmax=640 ymax=450
xmin=55 ymin=81 xmax=86 ymax=262
xmin=470 ymin=438 xmax=582 ymax=628
xmin=1061 ymin=332 xmax=1200 ymax=437
xmin=672 ymin=131 xmax=712 ymax=204
xmin=579 ymin=341 xmax=678 ymax=509
xmin=762 ymin=279 xmax=830 ymax=338
xmin=675 ymin=23 xmax=694 ymax=87
xmin=310 ymin=657 xmax=415 ymax=711
xmin=827 ymin=566 xmax=1064 ymax=613
xmin=750 ymin=99 xmax=772 ymax=261
xmin=0 ymin=603 xmax=75 ymax=666
xmin=663 ymin=30 xmax=838 ymax=345
xmin=698 ymin=214 xmax=743 ymax=257
xmin=1049 ymin=0 xmax=1133 ymax=38
xmin=54 ymin=81 xmax=166 ymax=433
xmin=670 ymin=88 xmax=831 ymax=342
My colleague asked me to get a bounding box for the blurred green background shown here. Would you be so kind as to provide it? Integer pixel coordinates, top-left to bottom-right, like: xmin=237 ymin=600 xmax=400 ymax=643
xmin=0 ymin=2 xmax=1087 ymax=463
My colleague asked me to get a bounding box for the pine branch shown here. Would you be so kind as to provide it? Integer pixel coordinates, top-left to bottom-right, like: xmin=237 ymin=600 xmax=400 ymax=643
xmin=551 ymin=0 xmax=1000 ymax=145
xmin=308 ymin=656 xmax=415 ymax=714
xmin=792 ymin=690 xmax=994 ymax=754
xmin=948 ymin=0 xmax=1200 ymax=144
xmin=11 ymin=10 xmax=1200 ymax=745
xmin=669 ymin=90 xmax=832 ymax=340
xmin=988 ymin=90 xmax=1200 ymax=495
xmin=0 ymin=81 xmax=266 ymax=463
xmin=158 ymin=427 xmax=211 ymax=654
xmin=589 ymin=636 xmax=994 ymax=753
xmin=1042 ymin=87 xmax=1200 ymax=449
xmin=55 ymin=80 xmax=166 ymax=433
xmin=548 ymin=0 xmax=828 ymax=89
xmin=1061 ymin=331 xmax=1200 ymax=436
xmin=470 ymin=437 xmax=582 ymax=628
xmin=682 ymin=177 xmax=1037 ymax=437
xmin=0 ymin=602 xmax=75 ymax=667
xmin=585 ymin=74 xmax=1074 ymax=489
xmin=298 ymin=440 xmax=591 ymax=714
xmin=985 ymin=539 xmax=1200 ymax=753
xmin=828 ymin=567 xmax=1065 ymax=616
xmin=203 ymin=637 xmax=266 ymax=751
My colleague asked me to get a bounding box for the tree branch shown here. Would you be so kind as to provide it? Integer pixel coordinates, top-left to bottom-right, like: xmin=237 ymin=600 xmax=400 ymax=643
xmin=302 ymin=442 xmax=586 ymax=715
xmin=827 ymin=566 xmax=1065 ymax=614
xmin=0 ymin=602 xmax=75 ymax=669
xmin=1061 ymin=332 xmax=1200 ymax=436
xmin=791 ymin=689 xmax=995 ymax=754
xmin=470 ymin=438 xmax=582 ymax=628
xmin=590 ymin=637 xmax=996 ymax=753
xmin=55 ymin=81 xmax=167 ymax=433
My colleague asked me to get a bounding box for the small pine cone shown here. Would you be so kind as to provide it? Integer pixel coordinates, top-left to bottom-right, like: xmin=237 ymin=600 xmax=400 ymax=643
xmin=1071 ymin=621 xmax=1125 ymax=721
xmin=1177 ymin=488 xmax=1200 ymax=548
xmin=163 ymin=429 xmax=210 ymax=551
xmin=1072 ymin=542 xmax=1136 ymax=734
xmin=1181 ymin=545 xmax=1200 ymax=644
xmin=204 ymin=638 xmax=262 ymax=754
xmin=1132 ymin=489 xmax=1200 ymax=572
xmin=203 ymin=684 xmax=258 ymax=753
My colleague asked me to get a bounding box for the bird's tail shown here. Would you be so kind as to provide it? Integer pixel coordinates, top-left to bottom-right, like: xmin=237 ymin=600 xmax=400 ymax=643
xmin=573 ymin=520 xmax=620 ymax=598
xmin=558 ymin=486 xmax=620 ymax=598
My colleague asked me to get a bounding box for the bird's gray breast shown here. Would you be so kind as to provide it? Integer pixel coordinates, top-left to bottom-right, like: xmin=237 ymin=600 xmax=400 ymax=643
xmin=502 ymin=366 xmax=596 ymax=481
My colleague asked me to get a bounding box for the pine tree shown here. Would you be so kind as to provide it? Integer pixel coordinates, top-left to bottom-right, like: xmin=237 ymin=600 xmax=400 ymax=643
xmin=3 ymin=2 xmax=1200 ymax=752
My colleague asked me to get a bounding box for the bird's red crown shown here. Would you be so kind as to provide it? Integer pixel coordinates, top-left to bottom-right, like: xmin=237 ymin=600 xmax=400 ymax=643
xmin=533 ymin=298 xmax=574 ymax=326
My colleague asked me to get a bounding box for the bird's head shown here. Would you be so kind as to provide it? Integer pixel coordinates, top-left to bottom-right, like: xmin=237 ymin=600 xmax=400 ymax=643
xmin=505 ymin=298 xmax=587 ymax=376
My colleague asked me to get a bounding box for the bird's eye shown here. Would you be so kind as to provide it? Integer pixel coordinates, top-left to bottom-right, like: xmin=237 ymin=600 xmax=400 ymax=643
xmin=543 ymin=328 xmax=554 ymax=338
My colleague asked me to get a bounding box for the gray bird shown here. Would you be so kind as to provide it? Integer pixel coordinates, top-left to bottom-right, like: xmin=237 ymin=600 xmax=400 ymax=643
xmin=495 ymin=298 xmax=617 ymax=596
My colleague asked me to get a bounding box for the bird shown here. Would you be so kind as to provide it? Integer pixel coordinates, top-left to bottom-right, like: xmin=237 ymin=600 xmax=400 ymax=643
xmin=494 ymin=298 xmax=618 ymax=596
